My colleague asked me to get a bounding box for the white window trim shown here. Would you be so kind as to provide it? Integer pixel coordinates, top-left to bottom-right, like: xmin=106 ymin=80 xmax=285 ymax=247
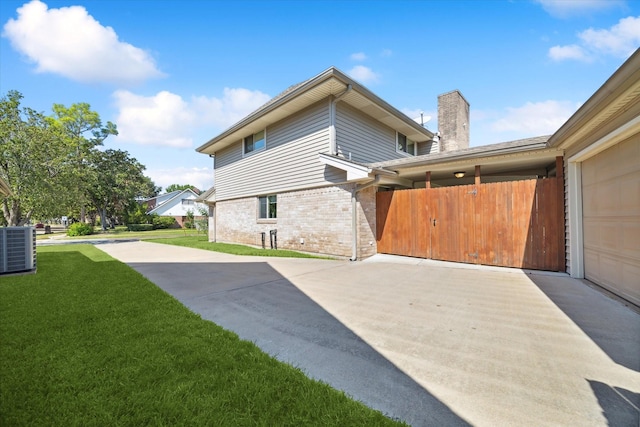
xmin=243 ymin=129 xmax=267 ymax=157
xmin=395 ymin=132 xmax=417 ymax=156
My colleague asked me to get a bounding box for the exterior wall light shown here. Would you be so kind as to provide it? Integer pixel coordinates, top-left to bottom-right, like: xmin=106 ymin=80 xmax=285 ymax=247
xmin=454 ymin=171 xmax=465 ymax=178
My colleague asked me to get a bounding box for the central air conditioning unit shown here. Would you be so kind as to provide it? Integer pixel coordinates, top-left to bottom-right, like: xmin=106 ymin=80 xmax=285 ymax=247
xmin=0 ymin=226 xmax=37 ymax=275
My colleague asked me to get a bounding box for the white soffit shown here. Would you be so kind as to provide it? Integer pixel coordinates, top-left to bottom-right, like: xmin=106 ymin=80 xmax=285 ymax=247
xmin=569 ymin=115 xmax=640 ymax=163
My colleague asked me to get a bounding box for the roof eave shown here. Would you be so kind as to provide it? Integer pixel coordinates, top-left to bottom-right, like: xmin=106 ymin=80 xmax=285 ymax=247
xmin=372 ymin=137 xmax=552 ymax=170
xmin=548 ymin=48 xmax=640 ymax=149
xmin=196 ymin=67 xmax=434 ymax=155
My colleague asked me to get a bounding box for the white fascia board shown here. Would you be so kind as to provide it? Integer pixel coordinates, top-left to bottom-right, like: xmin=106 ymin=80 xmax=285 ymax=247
xmin=319 ymin=153 xmax=372 ymax=181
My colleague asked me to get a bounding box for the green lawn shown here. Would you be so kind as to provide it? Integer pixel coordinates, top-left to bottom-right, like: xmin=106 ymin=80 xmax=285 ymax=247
xmin=0 ymin=245 xmax=403 ymax=426
xmin=37 ymin=226 xmax=200 ymax=241
xmin=147 ymin=235 xmax=332 ymax=259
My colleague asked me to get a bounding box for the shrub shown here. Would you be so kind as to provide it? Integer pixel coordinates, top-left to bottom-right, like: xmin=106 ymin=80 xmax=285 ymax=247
xmin=152 ymin=216 xmax=177 ymax=229
xmin=127 ymin=224 xmax=154 ymax=232
xmin=67 ymin=222 xmax=94 ymax=237
xmin=126 ymin=202 xmax=152 ymax=225
xmin=184 ymin=210 xmax=195 ymax=230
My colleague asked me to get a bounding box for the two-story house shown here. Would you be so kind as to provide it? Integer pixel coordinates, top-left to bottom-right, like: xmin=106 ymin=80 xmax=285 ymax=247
xmin=197 ymin=58 xmax=639 ymax=308
xmin=196 ymin=66 xmax=449 ymax=259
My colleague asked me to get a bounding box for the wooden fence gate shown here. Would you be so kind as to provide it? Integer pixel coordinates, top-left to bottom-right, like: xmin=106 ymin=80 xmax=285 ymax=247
xmin=376 ymin=178 xmax=564 ymax=271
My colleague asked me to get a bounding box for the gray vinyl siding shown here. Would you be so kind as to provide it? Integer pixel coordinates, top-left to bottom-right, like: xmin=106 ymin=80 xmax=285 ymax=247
xmin=417 ymin=140 xmax=438 ymax=156
xmin=335 ymin=103 xmax=411 ymax=163
xmin=215 ymin=101 xmax=340 ymax=201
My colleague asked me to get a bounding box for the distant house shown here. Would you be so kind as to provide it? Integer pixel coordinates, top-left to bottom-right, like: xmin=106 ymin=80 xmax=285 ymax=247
xmin=196 ymin=57 xmax=639 ymax=307
xmin=145 ymin=189 xmax=207 ymax=228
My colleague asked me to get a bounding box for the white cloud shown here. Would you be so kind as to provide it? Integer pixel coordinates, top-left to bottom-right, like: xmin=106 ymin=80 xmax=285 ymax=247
xmin=548 ymin=44 xmax=591 ymax=61
xmin=2 ymin=0 xmax=163 ymax=84
xmin=380 ymin=49 xmax=392 ymax=57
xmin=548 ymin=16 xmax=640 ymax=61
xmin=113 ymin=88 xmax=270 ymax=148
xmin=535 ymin=0 xmax=626 ymax=18
xmin=146 ymin=167 xmax=213 ymax=193
xmin=491 ymin=100 xmax=578 ymax=135
xmin=113 ymin=90 xmax=195 ymax=148
xmin=192 ymin=88 xmax=271 ymax=130
xmin=350 ymin=52 xmax=367 ymax=61
xmin=347 ymin=65 xmax=381 ymax=84
xmin=578 ymin=16 xmax=640 ymax=58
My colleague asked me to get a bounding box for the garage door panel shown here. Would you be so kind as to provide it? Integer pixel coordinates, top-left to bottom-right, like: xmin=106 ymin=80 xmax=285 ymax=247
xmin=596 ymin=254 xmax=622 ymax=289
xmin=584 ymin=249 xmax=601 ymax=282
xmin=622 ymin=263 xmax=640 ymax=306
xmin=620 ymin=171 xmax=640 ymax=214
xmin=598 ymin=222 xmax=620 ymax=252
xmin=623 ymin=221 xmax=640 ymax=258
xmin=582 ymin=136 xmax=640 ymax=307
xmin=582 ymin=219 xmax=600 ymax=249
xmin=581 ymin=157 xmax=598 ymax=186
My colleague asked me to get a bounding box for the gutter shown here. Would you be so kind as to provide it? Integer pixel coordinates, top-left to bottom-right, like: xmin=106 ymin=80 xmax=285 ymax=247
xmin=350 ymin=175 xmax=381 ymax=261
xmin=330 ymin=84 xmax=352 ymax=154
xmin=371 ymin=138 xmax=551 ymax=170
xmin=548 ymin=49 xmax=640 ymax=148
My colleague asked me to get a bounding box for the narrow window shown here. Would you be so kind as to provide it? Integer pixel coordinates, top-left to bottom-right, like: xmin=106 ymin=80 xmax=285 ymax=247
xmin=244 ymin=130 xmax=266 ymax=155
xmin=397 ymin=132 xmax=416 ymax=156
xmin=258 ymin=195 xmax=277 ymax=219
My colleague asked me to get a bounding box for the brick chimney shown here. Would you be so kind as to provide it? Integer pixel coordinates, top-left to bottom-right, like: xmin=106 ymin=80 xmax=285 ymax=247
xmin=438 ymin=90 xmax=469 ymax=152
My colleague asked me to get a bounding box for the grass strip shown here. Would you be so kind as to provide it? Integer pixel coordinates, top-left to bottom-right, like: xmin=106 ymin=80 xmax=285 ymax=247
xmin=0 ymin=245 xmax=403 ymax=426
xmin=147 ymin=235 xmax=332 ymax=259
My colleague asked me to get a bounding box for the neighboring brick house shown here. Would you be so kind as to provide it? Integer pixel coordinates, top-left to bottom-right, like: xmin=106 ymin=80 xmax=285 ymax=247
xmin=196 ymin=67 xmax=449 ymax=259
xmin=145 ymin=189 xmax=207 ymax=228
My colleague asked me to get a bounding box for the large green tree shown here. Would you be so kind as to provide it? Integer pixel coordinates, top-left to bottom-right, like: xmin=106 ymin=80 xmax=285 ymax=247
xmin=86 ymin=149 xmax=154 ymax=231
xmin=164 ymin=183 xmax=199 ymax=194
xmin=48 ymin=103 xmax=118 ymax=222
xmin=0 ymin=91 xmax=72 ymax=225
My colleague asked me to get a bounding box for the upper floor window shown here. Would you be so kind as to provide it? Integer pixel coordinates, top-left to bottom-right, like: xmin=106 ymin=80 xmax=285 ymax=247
xmin=258 ymin=195 xmax=277 ymax=219
xmin=244 ymin=130 xmax=266 ymax=155
xmin=181 ymin=199 xmax=195 ymax=206
xmin=397 ymin=132 xmax=416 ymax=156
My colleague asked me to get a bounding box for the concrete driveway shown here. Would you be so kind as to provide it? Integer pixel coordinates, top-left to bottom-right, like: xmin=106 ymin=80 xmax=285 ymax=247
xmin=96 ymin=241 xmax=640 ymax=427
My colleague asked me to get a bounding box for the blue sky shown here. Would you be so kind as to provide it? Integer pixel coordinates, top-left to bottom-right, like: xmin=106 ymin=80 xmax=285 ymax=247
xmin=1 ymin=0 xmax=638 ymax=191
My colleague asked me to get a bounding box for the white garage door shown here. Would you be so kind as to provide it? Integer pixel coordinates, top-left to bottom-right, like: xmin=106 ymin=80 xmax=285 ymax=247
xmin=582 ymin=136 xmax=640 ymax=306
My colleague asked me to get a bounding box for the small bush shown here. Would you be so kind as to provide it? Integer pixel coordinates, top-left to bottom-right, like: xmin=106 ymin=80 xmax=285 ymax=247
xmin=127 ymin=224 xmax=154 ymax=232
xmin=67 ymin=222 xmax=94 ymax=237
xmin=152 ymin=216 xmax=177 ymax=229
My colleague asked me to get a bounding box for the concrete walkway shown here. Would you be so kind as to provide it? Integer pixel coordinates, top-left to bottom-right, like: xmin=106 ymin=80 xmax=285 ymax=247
xmin=96 ymin=241 xmax=640 ymax=427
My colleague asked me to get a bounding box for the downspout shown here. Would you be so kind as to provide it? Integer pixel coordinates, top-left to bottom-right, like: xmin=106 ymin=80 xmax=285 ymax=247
xmin=350 ymin=175 xmax=381 ymax=261
xmin=329 ymin=84 xmax=353 ymax=154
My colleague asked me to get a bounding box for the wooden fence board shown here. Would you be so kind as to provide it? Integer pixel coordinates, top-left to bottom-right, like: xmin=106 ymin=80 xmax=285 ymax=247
xmin=376 ymin=177 xmax=564 ymax=271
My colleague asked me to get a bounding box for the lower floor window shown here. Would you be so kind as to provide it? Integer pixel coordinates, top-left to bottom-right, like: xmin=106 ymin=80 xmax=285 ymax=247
xmin=259 ymin=195 xmax=277 ymax=219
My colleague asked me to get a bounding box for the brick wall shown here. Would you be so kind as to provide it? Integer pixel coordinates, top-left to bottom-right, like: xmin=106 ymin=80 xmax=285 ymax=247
xmin=438 ymin=90 xmax=470 ymax=152
xmin=356 ymin=186 xmax=377 ymax=259
xmin=214 ymin=183 xmax=379 ymax=259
